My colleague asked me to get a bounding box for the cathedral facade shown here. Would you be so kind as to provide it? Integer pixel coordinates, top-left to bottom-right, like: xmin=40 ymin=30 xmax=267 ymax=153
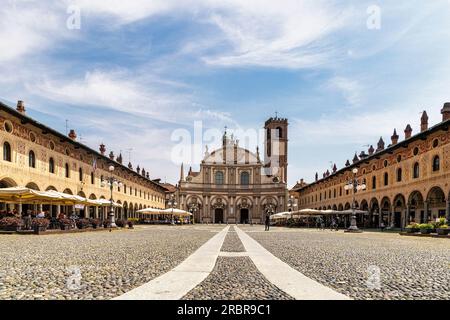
xmin=178 ymin=117 xmax=288 ymax=224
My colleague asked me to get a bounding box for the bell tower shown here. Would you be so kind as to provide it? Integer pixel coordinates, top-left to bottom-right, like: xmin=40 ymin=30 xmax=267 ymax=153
xmin=264 ymin=114 xmax=288 ymax=183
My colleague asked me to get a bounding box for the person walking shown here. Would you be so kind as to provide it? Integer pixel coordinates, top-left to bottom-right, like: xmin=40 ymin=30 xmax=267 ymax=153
xmin=380 ymin=219 xmax=386 ymax=232
xmin=24 ymin=210 xmax=32 ymax=230
xmin=265 ymin=213 xmax=270 ymax=231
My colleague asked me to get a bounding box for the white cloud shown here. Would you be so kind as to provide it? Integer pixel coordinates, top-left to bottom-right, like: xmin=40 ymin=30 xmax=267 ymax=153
xmin=66 ymin=0 xmax=353 ymax=69
xmin=201 ymin=0 xmax=350 ymax=69
xmin=326 ymin=76 xmax=363 ymax=108
xmin=24 ymin=69 xmax=239 ymax=128
xmin=0 ymin=2 xmax=64 ymax=62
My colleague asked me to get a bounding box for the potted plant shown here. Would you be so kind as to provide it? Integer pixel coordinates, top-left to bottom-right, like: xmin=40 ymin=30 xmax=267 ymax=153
xmin=59 ymin=218 xmax=73 ymax=230
xmin=76 ymin=218 xmax=91 ymax=229
xmin=127 ymin=220 xmax=134 ymax=229
xmin=102 ymin=220 xmax=109 ymax=228
xmin=89 ymin=218 xmax=101 ymax=229
xmin=405 ymin=223 xmax=420 ymax=233
xmin=418 ymin=223 xmax=433 ymax=234
xmin=0 ymin=217 xmax=23 ymax=231
xmin=32 ymin=218 xmax=50 ymax=233
xmin=116 ymin=219 xmax=125 ymax=228
xmin=434 ymin=218 xmax=449 ymax=235
xmin=436 ymin=225 xmax=449 ymax=236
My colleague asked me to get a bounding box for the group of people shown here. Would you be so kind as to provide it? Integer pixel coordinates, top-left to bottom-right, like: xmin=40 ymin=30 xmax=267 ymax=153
xmin=0 ymin=208 xmax=78 ymax=230
xmin=0 ymin=208 xmax=50 ymax=219
xmin=315 ymin=216 xmax=340 ymax=231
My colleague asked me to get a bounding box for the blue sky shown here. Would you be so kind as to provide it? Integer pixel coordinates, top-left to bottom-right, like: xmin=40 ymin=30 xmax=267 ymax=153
xmin=1 ymin=0 xmax=450 ymax=187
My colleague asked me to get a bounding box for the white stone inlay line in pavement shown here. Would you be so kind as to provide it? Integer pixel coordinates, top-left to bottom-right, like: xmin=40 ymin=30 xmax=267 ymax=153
xmin=114 ymin=226 xmax=229 ymax=300
xmin=218 ymin=251 xmax=248 ymax=257
xmin=234 ymin=226 xmax=351 ymax=300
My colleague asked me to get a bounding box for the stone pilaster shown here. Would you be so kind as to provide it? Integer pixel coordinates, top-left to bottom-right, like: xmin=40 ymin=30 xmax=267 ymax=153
xmin=446 ymin=200 xmax=450 ymax=222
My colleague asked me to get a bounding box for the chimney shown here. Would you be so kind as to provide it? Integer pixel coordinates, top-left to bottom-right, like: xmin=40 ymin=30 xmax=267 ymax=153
xmin=146 ymin=172 xmax=150 ymax=179
xmin=345 ymin=159 xmax=350 ymax=166
xmin=68 ymin=129 xmax=77 ymax=141
xmin=116 ymin=153 xmax=123 ymax=164
xmin=441 ymin=102 xmax=450 ymax=122
xmin=315 ymin=172 xmax=318 ymax=182
xmin=99 ymin=143 xmax=106 ymax=155
xmin=352 ymin=153 xmax=359 ymax=164
xmin=332 ymin=163 xmax=337 ymax=173
xmin=368 ymin=145 xmax=374 ymax=156
xmin=326 ymin=169 xmax=330 ymax=177
xmin=141 ymin=168 xmax=146 ymax=177
xmin=420 ymin=111 xmax=428 ymax=132
xmin=359 ymin=151 xmax=368 ymax=159
xmin=128 ymin=162 xmax=133 ymax=170
xmin=136 ymin=165 xmax=140 ymax=174
xmin=16 ymin=100 xmax=26 ymax=114
xmin=404 ymin=124 xmax=412 ymax=139
xmin=391 ymin=129 xmax=399 ymax=145
xmin=376 ymin=137 xmax=385 ymax=152
xmin=109 ymin=151 xmax=115 ymax=161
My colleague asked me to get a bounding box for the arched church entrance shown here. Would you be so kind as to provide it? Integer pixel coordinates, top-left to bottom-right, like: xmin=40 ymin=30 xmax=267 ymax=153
xmin=240 ymin=208 xmax=249 ymax=224
xmin=214 ymin=208 xmax=224 ymax=224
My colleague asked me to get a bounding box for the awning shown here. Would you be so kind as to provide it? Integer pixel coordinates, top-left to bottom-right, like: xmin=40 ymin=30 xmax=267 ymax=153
xmin=270 ymin=212 xmax=292 ymax=220
xmin=89 ymin=198 xmax=123 ymax=208
xmin=0 ymin=187 xmax=72 ymax=204
xmin=0 ymin=187 xmax=122 ymax=207
xmin=290 ymin=208 xmax=369 ymax=216
xmin=136 ymin=208 xmax=164 ymax=215
xmin=160 ymin=208 xmax=193 ymax=216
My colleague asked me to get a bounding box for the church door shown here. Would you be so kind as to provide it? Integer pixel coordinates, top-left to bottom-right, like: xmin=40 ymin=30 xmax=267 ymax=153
xmin=240 ymin=209 xmax=249 ymax=224
xmin=214 ymin=208 xmax=224 ymax=224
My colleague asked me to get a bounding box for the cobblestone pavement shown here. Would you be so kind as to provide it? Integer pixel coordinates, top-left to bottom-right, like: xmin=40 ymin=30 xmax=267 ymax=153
xmin=182 ymin=256 xmax=294 ymax=300
xmin=220 ymin=226 xmax=246 ymax=252
xmin=240 ymin=226 xmax=450 ymax=300
xmin=0 ymin=225 xmax=222 ymax=300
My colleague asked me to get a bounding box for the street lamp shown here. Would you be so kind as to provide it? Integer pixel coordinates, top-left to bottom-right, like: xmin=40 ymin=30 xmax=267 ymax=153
xmin=287 ymin=195 xmax=297 ymax=212
xmin=189 ymin=206 xmax=198 ymax=224
xmin=343 ymin=168 xmax=366 ymax=232
xmin=168 ymin=194 xmax=177 ymax=225
xmin=266 ymin=203 xmax=275 ymax=217
xmin=100 ymin=165 xmax=123 ymax=228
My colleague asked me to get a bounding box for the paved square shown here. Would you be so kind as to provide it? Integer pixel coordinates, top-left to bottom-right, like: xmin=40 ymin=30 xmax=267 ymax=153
xmin=240 ymin=226 xmax=450 ymax=300
xmin=0 ymin=225 xmax=448 ymax=300
xmin=0 ymin=226 xmax=222 ymax=300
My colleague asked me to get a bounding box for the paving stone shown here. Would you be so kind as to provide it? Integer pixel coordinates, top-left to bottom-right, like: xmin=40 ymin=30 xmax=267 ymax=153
xmin=0 ymin=225 xmax=221 ymax=300
xmin=183 ymin=256 xmax=293 ymax=300
xmin=241 ymin=226 xmax=450 ymax=300
xmin=220 ymin=227 xmax=246 ymax=252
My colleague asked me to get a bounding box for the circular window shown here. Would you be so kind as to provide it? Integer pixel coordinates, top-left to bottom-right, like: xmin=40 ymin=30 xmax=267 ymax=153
xmin=49 ymin=141 xmax=55 ymax=150
xmin=397 ymin=155 xmax=402 ymax=163
xmin=4 ymin=121 xmax=13 ymax=133
xmin=383 ymin=160 xmax=388 ymax=167
xmin=413 ymin=147 xmax=419 ymax=156
xmin=29 ymin=132 xmax=36 ymax=143
xmin=432 ymin=139 xmax=439 ymax=148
